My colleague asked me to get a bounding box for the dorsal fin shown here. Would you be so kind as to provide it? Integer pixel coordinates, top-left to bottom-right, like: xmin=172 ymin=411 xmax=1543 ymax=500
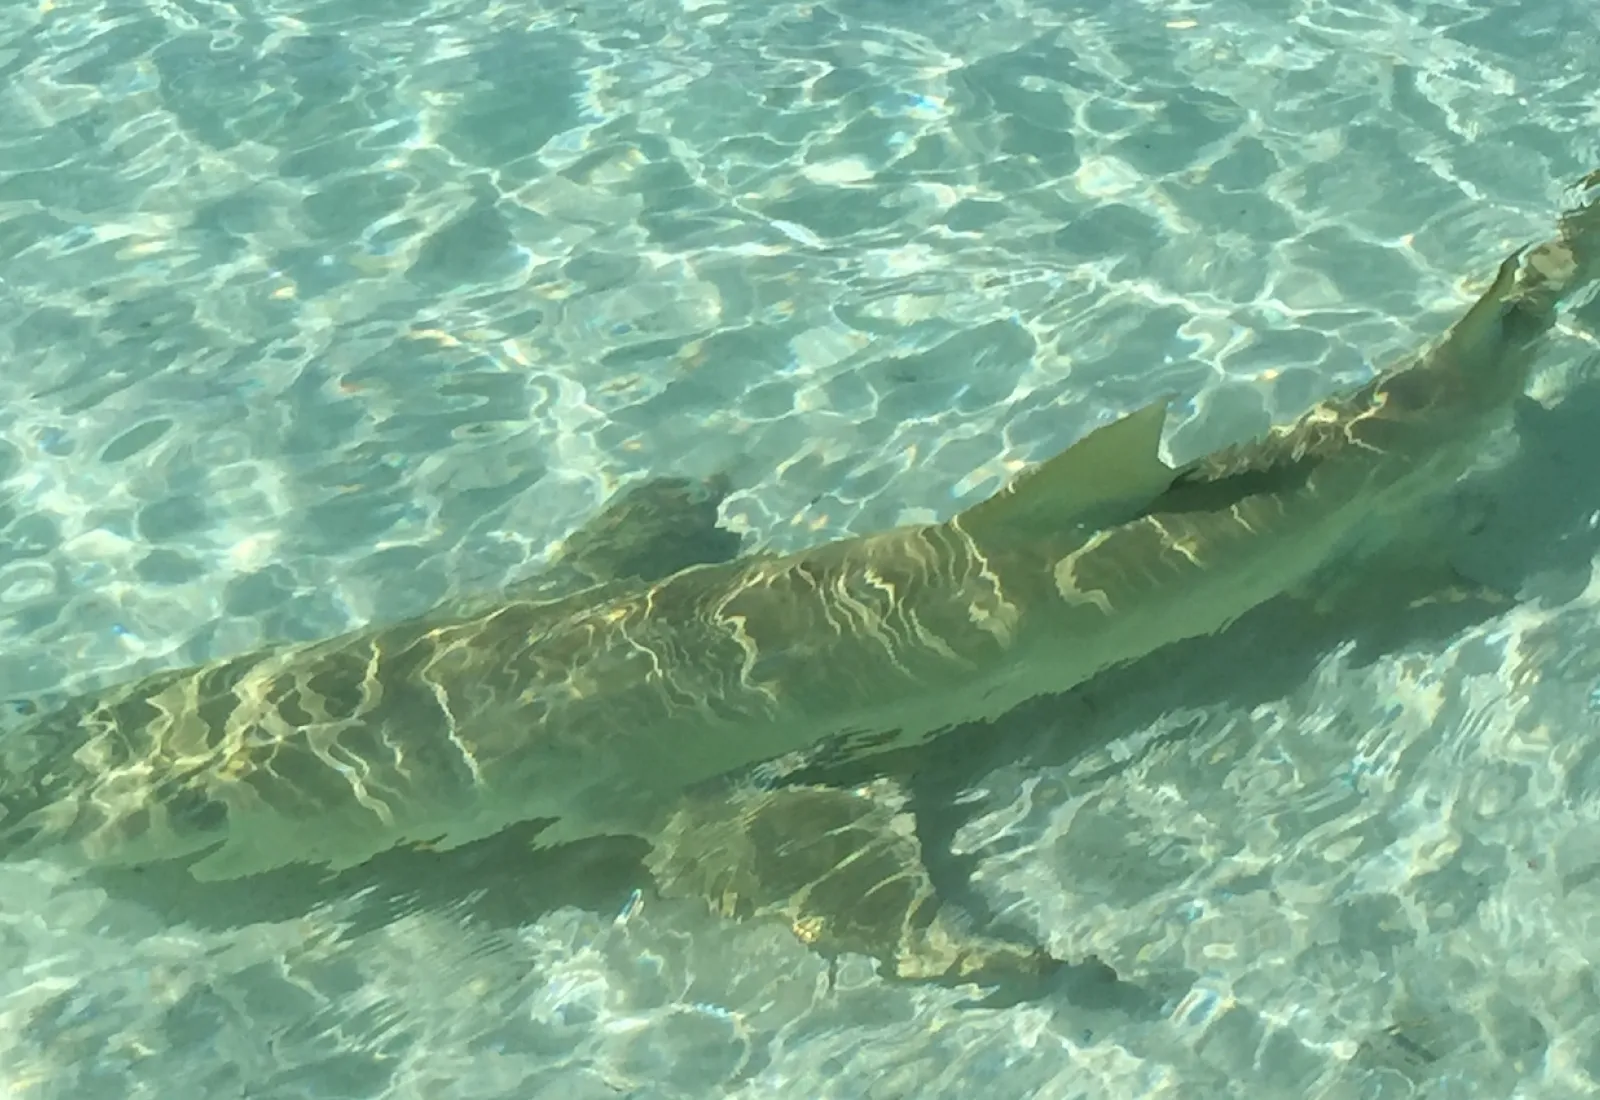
xmin=1430 ymin=248 xmax=1525 ymax=375
xmin=958 ymin=397 xmax=1180 ymax=540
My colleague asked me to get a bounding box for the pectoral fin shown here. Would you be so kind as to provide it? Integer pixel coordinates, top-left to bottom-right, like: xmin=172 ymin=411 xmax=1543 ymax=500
xmin=1294 ymin=554 xmax=1513 ymax=621
xmin=1292 ymin=493 xmax=1514 ymax=622
xmin=645 ymin=781 xmax=1055 ymax=986
xmin=959 ymin=397 xmax=1181 ymax=541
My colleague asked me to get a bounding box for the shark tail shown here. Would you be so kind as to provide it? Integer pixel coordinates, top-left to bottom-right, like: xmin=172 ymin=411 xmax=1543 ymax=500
xmin=1393 ymin=172 xmax=1600 ymax=416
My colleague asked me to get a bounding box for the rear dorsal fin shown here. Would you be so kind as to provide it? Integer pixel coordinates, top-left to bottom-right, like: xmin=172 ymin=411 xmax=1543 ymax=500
xmin=958 ymin=397 xmax=1180 ymax=540
xmin=1431 ymin=248 xmax=1525 ymax=373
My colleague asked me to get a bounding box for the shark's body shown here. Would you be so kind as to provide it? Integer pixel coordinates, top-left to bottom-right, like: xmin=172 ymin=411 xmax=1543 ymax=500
xmin=3 ymin=175 xmax=1599 ymax=979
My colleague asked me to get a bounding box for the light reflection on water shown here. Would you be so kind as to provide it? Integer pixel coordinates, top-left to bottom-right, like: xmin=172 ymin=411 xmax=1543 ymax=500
xmin=0 ymin=0 xmax=1599 ymax=1096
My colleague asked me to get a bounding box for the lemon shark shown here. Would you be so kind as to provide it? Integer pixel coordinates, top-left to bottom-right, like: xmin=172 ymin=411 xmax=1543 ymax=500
xmin=2 ymin=172 xmax=1598 ymax=982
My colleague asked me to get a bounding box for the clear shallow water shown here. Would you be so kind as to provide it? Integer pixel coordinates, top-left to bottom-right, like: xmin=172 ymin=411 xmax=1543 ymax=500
xmin=1 ymin=0 xmax=1600 ymax=1096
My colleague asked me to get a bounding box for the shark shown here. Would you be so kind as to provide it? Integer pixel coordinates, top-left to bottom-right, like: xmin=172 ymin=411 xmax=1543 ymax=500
xmin=2 ymin=170 xmax=1598 ymax=983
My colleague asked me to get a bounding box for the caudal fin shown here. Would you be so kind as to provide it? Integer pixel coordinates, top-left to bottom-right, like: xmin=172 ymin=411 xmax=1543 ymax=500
xmin=1386 ymin=170 xmax=1600 ymax=414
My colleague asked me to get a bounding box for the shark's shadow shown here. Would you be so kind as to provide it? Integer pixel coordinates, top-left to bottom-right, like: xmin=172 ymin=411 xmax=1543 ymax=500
xmin=80 ymin=359 xmax=1600 ymax=1006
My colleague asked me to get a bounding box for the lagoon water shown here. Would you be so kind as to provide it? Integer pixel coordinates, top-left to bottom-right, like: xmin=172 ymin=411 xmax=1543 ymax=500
xmin=1 ymin=0 xmax=1600 ymax=1096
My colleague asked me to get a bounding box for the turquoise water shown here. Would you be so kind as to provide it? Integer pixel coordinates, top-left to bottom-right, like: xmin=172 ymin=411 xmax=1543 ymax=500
xmin=2 ymin=0 xmax=1600 ymax=1096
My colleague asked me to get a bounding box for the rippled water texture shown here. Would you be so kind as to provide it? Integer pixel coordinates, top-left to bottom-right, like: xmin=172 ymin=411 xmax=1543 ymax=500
xmin=2 ymin=0 xmax=1600 ymax=1096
